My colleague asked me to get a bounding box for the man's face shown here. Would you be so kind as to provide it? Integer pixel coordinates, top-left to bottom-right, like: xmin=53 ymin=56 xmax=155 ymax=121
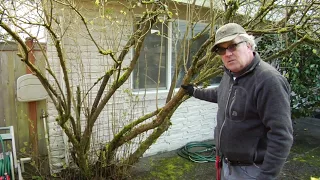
xmin=216 ymin=37 xmax=253 ymax=73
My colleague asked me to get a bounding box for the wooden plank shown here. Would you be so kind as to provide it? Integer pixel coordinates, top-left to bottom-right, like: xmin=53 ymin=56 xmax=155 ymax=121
xmin=0 ymin=52 xmax=5 ymax=127
xmin=13 ymin=49 xmax=32 ymax=154
xmin=12 ymin=51 xmax=30 ymax=155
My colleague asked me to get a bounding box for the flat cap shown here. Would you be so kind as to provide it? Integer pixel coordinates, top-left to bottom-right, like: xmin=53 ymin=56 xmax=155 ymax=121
xmin=212 ymin=23 xmax=246 ymax=51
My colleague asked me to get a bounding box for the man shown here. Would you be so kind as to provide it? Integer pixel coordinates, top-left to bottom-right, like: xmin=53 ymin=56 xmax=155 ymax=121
xmin=181 ymin=23 xmax=293 ymax=180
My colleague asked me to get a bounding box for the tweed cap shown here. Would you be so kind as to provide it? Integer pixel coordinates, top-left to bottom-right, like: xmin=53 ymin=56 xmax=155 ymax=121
xmin=212 ymin=23 xmax=246 ymax=51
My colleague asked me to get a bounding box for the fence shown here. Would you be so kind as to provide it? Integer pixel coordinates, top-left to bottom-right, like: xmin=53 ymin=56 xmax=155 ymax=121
xmin=0 ymin=41 xmax=48 ymax=161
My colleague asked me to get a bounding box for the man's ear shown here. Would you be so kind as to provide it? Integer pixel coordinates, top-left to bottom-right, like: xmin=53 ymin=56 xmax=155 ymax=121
xmin=246 ymin=43 xmax=253 ymax=50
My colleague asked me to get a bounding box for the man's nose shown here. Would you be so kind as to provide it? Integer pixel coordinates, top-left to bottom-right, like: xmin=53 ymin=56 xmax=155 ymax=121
xmin=225 ymin=48 xmax=233 ymax=56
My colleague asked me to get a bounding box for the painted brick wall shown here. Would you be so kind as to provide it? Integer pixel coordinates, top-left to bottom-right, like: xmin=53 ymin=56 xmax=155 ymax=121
xmin=143 ymin=94 xmax=218 ymax=157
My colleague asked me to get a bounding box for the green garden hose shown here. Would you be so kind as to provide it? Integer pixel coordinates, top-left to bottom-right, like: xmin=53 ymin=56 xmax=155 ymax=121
xmin=0 ymin=136 xmax=11 ymax=177
xmin=177 ymin=142 xmax=216 ymax=163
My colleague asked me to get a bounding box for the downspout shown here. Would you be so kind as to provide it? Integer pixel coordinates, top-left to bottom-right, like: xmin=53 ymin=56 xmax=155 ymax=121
xmin=25 ymin=38 xmax=39 ymax=164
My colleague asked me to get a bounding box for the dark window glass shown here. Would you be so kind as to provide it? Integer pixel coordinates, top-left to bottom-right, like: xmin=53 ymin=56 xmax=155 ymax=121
xmin=133 ymin=22 xmax=168 ymax=90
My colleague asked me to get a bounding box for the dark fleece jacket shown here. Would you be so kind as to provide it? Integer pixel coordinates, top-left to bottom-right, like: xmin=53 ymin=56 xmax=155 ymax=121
xmin=193 ymin=52 xmax=293 ymax=180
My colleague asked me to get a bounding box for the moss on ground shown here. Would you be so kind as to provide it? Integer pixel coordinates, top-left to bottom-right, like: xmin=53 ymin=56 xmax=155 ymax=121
xmin=292 ymin=146 xmax=320 ymax=167
xmin=135 ymin=156 xmax=195 ymax=180
xmin=279 ymin=136 xmax=320 ymax=180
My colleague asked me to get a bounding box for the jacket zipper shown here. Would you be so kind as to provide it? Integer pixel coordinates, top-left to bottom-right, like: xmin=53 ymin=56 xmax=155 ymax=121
xmin=229 ymin=89 xmax=237 ymax=117
xmin=217 ymin=83 xmax=234 ymax=155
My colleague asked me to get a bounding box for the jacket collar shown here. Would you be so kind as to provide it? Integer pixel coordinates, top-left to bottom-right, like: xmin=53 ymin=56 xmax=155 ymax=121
xmin=224 ymin=52 xmax=261 ymax=78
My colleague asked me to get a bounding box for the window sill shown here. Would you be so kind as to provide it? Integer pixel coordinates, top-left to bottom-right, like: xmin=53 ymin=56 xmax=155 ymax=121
xmin=132 ymin=89 xmax=171 ymax=101
xmin=132 ymin=84 xmax=219 ymax=101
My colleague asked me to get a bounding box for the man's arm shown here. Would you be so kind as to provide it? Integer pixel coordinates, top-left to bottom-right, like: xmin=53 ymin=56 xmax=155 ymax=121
xmin=181 ymin=84 xmax=218 ymax=103
xmin=193 ymin=87 xmax=218 ymax=103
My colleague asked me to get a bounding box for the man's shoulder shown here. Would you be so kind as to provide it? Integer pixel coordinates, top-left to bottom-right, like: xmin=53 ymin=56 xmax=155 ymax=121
xmin=255 ymin=60 xmax=282 ymax=77
xmin=253 ymin=61 xmax=289 ymax=87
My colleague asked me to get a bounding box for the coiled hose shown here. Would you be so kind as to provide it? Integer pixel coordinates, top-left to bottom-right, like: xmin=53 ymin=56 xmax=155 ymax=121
xmin=177 ymin=142 xmax=216 ymax=163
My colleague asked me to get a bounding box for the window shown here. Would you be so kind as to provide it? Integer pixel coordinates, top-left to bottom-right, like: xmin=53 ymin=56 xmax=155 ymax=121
xmin=172 ymin=20 xmax=211 ymax=88
xmin=132 ymin=19 xmax=221 ymax=91
xmin=132 ymin=22 xmax=168 ymax=90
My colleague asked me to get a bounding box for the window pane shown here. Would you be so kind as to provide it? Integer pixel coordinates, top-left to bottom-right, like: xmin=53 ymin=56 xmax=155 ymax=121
xmin=133 ymin=22 xmax=168 ymax=90
xmin=172 ymin=20 xmax=221 ymax=87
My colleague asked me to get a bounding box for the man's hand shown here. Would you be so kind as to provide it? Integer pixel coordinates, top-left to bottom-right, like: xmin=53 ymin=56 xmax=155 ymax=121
xmin=181 ymin=84 xmax=194 ymax=96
